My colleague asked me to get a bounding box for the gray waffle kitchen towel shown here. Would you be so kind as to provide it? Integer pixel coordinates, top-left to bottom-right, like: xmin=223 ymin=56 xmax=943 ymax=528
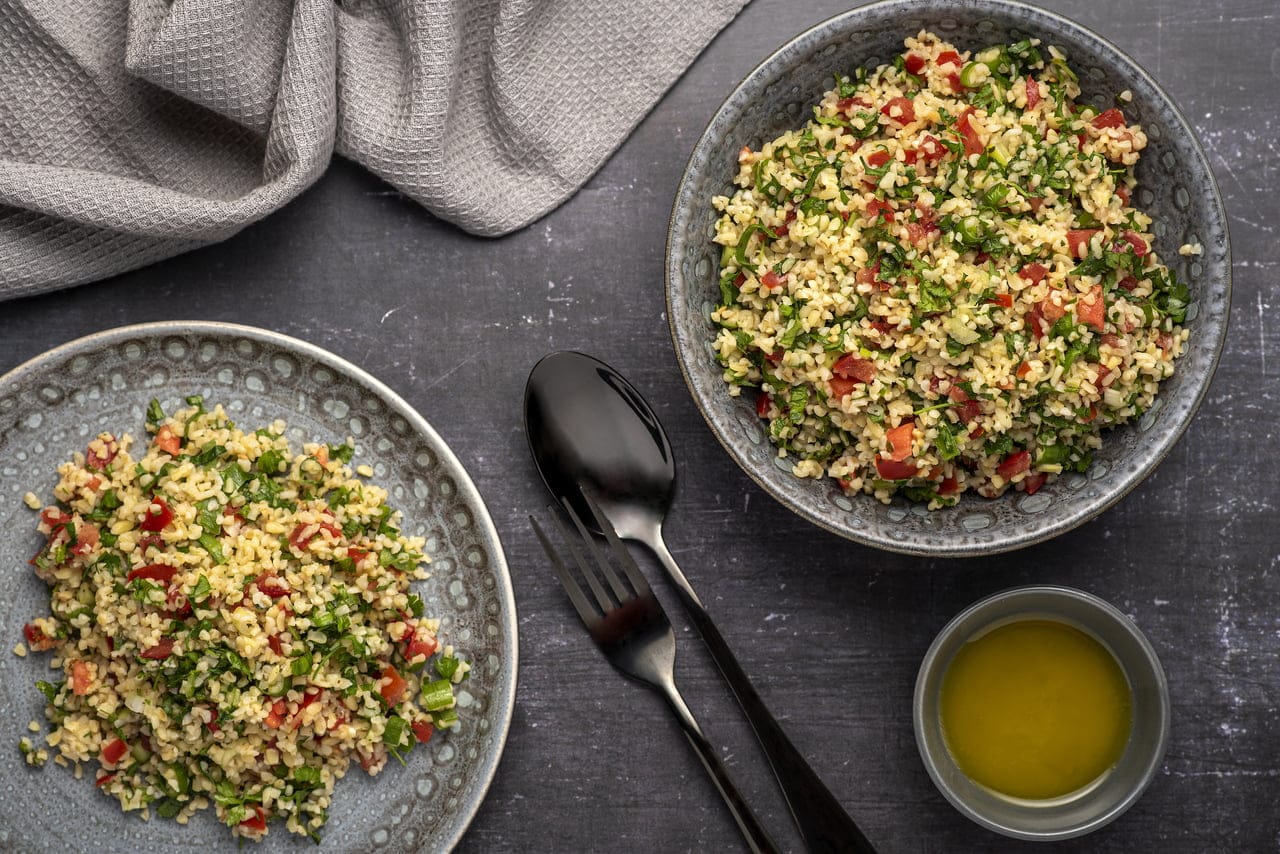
xmin=0 ymin=0 xmax=748 ymax=299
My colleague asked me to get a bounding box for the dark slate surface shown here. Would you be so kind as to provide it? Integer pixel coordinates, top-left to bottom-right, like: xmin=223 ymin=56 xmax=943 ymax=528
xmin=1 ymin=0 xmax=1276 ymax=851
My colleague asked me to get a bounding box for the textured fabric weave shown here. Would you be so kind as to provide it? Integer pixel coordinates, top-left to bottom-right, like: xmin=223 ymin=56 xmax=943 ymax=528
xmin=0 ymin=0 xmax=747 ymax=299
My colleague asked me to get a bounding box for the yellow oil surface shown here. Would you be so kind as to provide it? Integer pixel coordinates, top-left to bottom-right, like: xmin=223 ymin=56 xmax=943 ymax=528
xmin=939 ymin=619 xmax=1133 ymax=800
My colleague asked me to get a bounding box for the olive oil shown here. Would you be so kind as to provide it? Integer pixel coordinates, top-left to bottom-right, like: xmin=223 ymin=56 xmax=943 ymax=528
xmin=939 ymin=619 xmax=1132 ymax=800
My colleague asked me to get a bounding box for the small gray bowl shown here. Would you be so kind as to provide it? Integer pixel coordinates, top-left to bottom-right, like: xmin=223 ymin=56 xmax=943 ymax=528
xmin=913 ymin=585 xmax=1170 ymax=841
xmin=665 ymin=0 xmax=1231 ymax=556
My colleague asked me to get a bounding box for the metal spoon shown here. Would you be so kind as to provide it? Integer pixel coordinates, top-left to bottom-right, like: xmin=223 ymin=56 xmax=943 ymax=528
xmin=523 ymin=351 xmax=876 ymax=854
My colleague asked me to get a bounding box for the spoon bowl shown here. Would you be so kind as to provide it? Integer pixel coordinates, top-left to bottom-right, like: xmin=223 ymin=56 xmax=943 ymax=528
xmin=524 ymin=351 xmax=675 ymax=540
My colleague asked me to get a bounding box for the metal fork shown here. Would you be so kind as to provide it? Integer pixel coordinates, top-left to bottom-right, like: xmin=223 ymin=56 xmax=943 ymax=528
xmin=532 ymin=492 xmax=780 ymax=854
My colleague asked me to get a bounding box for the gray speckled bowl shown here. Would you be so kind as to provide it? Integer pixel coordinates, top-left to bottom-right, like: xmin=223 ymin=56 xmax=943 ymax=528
xmin=0 ymin=322 xmax=517 ymax=853
xmin=666 ymin=0 xmax=1230 ymax=556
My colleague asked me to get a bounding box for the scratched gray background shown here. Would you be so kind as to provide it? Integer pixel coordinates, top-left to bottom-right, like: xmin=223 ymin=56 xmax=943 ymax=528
xmin=1 ymin=0 xmax=1276 ymax=851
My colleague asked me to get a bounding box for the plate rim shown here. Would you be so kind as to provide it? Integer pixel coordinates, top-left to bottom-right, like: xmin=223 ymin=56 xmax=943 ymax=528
xmin=0 ymin=319 xmax=519 ymax=852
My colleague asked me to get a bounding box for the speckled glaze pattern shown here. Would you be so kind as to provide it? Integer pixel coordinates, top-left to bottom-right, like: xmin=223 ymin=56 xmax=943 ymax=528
xmin=666 ymin=0 xmax=1231 ymax=557
xmin=0 ymin=322 xmax=517 ymax=853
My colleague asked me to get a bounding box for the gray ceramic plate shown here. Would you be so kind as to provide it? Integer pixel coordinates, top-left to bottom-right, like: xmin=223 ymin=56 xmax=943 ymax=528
xmin=666 ymin=0 xmax=1230 ymax=557
xmin=0 ymin=322 xmax=517 ymax=853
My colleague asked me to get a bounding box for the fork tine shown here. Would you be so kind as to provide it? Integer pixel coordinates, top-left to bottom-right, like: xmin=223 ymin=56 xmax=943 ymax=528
xmin=547 ymin=506 xmax=618 ymax=613
xmin=530 ymin=517 xmax=599 ymax=626
xmin=579 ymin=488 xmax=653 ymax=598
xmin=560 ymin=496 xmax=632 ymax=603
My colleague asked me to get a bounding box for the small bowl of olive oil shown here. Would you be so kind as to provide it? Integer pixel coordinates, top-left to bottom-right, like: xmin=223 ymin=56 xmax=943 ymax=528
xmin=914 ymin=586 xmax=1170 ymax=841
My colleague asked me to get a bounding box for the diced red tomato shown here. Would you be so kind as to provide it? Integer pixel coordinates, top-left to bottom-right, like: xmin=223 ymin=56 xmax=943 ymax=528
xmin=287 ymin=521 xmax=342 ymax=551
xmin=881 ymin=96 xmax=915 ymax=125
xmin=1025 ymin=304 xmax=1045 ymax=339
xmin=96 ymin=772 xmax=117 ymax=788
xmin=127 ymin=563 xmax=177 ymax=585
xmin=865 ymin=198 xmax=895 ymax=222
xmin=875 ymin=456 xmax=918 ymax=480
xmin=300 ymin=687 xmax=324 ymax=708
xmin=137 ymin=534 xmax=165 ymax=552
xmin=836 ymin=95 xmax=870 ymax=115
xmin=68 ymin=524 xmax=98 ymax=558
xmin=1119 ymin=231 xmax=1149 ymax=256
xmin=1116 ymin=184 xmax=1131 ymax=206
xmin=1025 ymin=76 xmax=1041 ymax=110
xmin=1082 ymin=405 xmax=1099 ymax=423
xmin=165 ymin=585 xmax=192 ymax=618
xmin=866 ymin=149 xmax=891 ymax=168
xmin=405 ymin=627 xmax=439 ymax=662
xmin=755 ymin=390 xmax=773 ymax=418
xmin=939 ymin=475 xmax=961 ymax=496
xmin=1076 ymin=285 xmax=1107 ymax=331
xmin=412 ymin=720 xmax=435 ymax=744
xmin=947 ymin=71 xmax=965 ymax=92
xmin=1117 ymin=275 xmax=1139 ymax=292
xmin=904 ymin=53 xmax=926 ymax=75
xmin=936 ymin=50 xmax=962 ymax=67
xmin=153 ymin=425 xmax=181 ymax=456
xmin=1096 ymin=365 xmax=1114 ymax=388
xmin=856 ymin=261 xmax=882 ymax=288
xmin=239 ymin=806 xmax=267 ymax=833
xmin=996 ymin=450 xmax=1032 ymax=480
xmin=761 ymin=270 xmax=788 ymax=290
xmin=359 ymin=751 xmax=378 ymax=773
xmin=139 ymin=496 xmax=174 ymax=532
xmin=264 ymin=699 xmax=288 ymax=730
xmin=379 ymin=665 xmax=408 ymax=706
xmin=71 ymin=660 xmax=92 ymax=695
xmin=23 ymin=622 xmax=56 ymax=651
xmin=1091 ymin=108 xmax=1126 ymax=129
xmin=85 ymin=435 xmax=118 ymax=471
xmin=40 ymin=508 xmax=70 ymax=529
xmin=1023 ymin=473 xmax=1048 ymax=495
xmin=84 ymin=476 xmax=101 ymax=491
xmin=886 ymin=422 xmax=915 ymax=461
xmin=833 ymin=354 xmax=877 ymax=384
xmin=956 ymin=108 xmax=983 ymax=156
xmin=1067 ymin=228 xmax=1100 ymax=258
xmin=988 ymin=293 xmax=1013 ymax=308
xmin=1019 ymin=262 xmax=1049 ymax=284
xmin=917 ymin=134 xmax=945 ymax=165
xmin=828 ymin=376 xmax=859 ymax=400
xmin=256 ymin=574 xmax=290 ymax=598
xmin=905 ymin=220 xmax=934 ymax=245
xmin=1016 ymin=361 xmax=1032 ymax=379
xmin=948 ymin=387 xmax=981 ymax=424
xmin=1101 ymin=333 xmax=1124 ymax=348
xmin=764 ymin=350 xmax=783 ymax=365
xmin=141 ymin=638 xmax=175 ymax=660
xmin=1041 ymin=298 xmax=1066 ymax=323
xmin=970 ymin=426 xmax=985 ymax=439
xmin=268 ymin=634 xmax=284 ymax=656
xmin=101 ymin=738 xmax=128 ymax=765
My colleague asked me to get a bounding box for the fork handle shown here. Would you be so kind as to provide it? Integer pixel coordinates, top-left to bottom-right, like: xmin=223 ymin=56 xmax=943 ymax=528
xmin=650 ymin=536 xmax=877 ymax=854
xmin=662 ymin=686 xmax=781 ymax=854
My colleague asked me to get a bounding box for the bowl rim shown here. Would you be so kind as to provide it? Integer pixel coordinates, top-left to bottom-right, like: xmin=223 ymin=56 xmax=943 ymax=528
xmin=664 ymin=0 xmax=1232 ymax=557
xmin=911 ymin=584 xmax=1171 ymax=840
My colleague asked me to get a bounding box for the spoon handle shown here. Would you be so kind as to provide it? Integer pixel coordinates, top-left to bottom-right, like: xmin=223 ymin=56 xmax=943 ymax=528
xmin=662 ymin=680 xmax=782 ymax=854
xmin=648 ymin=534 xmax=877 ymax=854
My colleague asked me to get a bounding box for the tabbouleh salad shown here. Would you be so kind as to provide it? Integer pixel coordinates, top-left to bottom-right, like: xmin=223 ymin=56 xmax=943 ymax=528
xmin=711 ymin=31 xmax=1192 ymax=507
xmin=16 ymin=397 xmax=467 ymax=842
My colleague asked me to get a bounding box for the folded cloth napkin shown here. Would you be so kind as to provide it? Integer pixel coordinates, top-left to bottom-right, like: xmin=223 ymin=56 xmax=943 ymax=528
xmin=0 ymin=0 xmax=748 ymax=299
